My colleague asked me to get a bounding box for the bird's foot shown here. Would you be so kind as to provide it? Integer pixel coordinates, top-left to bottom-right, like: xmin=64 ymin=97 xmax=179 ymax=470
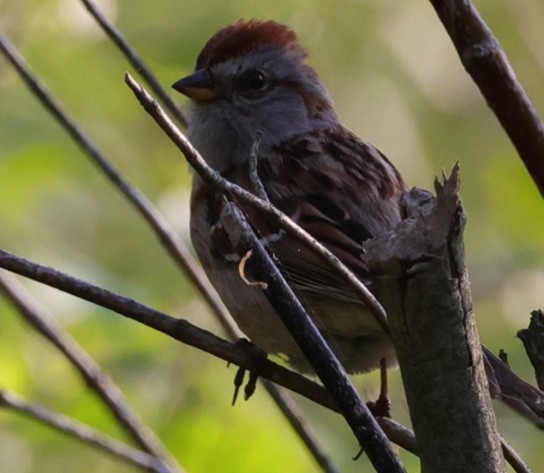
xmin=231 ymin=338 xmax=267 ymax=405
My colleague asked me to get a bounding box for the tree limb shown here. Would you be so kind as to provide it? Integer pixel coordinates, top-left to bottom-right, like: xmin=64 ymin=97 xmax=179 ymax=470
xmin=77 ymin=0 xmax=187 ymax=127
xmin=222 ymin=201 xmax=406 ymax=472
xmin=517 ymin=310 xmax=544 ymax=391
xmin=0 ymin=248 xmax=420 ymax=456
xmin=429 ymin=0 xmax=544 ymax=197
xmin=364 ymin=167 xmax=506 ymax=472
xmin=0 ymin=389 xmax=173 ymax=473
xmin=0 ymin=271 xmax=182 ymax=473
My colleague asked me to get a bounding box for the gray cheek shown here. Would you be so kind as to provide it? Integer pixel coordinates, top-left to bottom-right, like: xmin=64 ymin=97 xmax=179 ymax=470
xmin=185 ymin=91 xmax=315 ymax=172
xmin=243 ymin=95 xmax=312 ymax=147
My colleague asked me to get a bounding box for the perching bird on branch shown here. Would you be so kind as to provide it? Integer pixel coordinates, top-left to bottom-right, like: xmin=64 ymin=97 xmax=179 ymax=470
xmin=174 ymin=19 xmax=404 ymax=375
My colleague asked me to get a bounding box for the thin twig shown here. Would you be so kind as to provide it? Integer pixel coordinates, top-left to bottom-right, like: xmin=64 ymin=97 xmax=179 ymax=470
xmin=77 ymin=0 xmax=187 ymax=127
xmin=0 ymin=248 xmax=334 ymax=410
xmin=248 ymin=130 xmax=269 ymax=201
xmin=0 ymin=389 xmax=171 ymax=473
xmin=0 ymin=270 xmax=182 ymax=473
xmin=222 ymin=201 xmax=406 ymax=472
xmin=0 ymin=248 xmax=418 ymax=455
xmin=483 ymin=346 xmax=544 ymax=430
xmin=124 ymin=73 xmax=390 ymax=336
xmin=428 ymin=0 xmax=544 ymax=197
xmin=500 ymin=436 xmax=533 ymax=473
xmin=379 ymin=417 xmax=417 ymax=454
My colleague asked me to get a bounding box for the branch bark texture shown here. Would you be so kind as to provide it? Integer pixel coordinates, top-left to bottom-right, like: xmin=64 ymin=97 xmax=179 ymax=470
xmin=518 ymin=310 xmax=544 ymax=391
xmin=364 ymin=166 xmax=506 ymax=473
xmin=429 ymin=0 xmax=544 ymax=197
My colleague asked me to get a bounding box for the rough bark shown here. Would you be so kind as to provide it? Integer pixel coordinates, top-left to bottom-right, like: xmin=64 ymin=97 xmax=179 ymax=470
xmin=364 ymin=166 xmax=506 ymax=473
xmin=518 ymin=310 xmax=544 ymax=391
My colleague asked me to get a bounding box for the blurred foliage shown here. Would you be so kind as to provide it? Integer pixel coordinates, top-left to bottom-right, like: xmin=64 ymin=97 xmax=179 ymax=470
xmin=0 ymin=0 xmax=543 ymax=472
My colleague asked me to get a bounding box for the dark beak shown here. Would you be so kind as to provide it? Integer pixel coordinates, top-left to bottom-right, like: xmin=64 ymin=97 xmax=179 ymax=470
xmin=172 ymin=69 xmax=216 ymax=102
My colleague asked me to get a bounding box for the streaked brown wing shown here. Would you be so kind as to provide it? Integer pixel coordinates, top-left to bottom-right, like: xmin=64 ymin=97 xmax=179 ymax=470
xmin=246 ymin=126 xmax=406 ymax=302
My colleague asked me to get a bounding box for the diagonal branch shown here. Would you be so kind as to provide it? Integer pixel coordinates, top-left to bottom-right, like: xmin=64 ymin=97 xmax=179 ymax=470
xmin=0 ymin=248 xmax=335 ymax=411
xmin=0 ymin=32 xmax=229 ymax=334
xmin=429 ymin=0 xmax=544 ymax=197
xmin=77 ymin=0 xmax=187 ymax=127
xmin=0 ymin=248 xmax=419 ymax=456
xmin=0 ymin=389 xmax=172 ymax=473
xmin=222 ymin=201 xmax=406 ymax=472
xmin=0 ymin=270 xmax=182 ymax=473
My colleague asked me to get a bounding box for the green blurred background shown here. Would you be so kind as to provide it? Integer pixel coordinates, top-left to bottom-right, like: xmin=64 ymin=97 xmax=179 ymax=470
xmin=1 ymin=0 xmax=543 ymax=471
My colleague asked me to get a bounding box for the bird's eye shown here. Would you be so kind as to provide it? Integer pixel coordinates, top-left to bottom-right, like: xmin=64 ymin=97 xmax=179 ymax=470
xmin=246 ymin=70 xmax=266 ymax=90
xmin=238 ymin=69 xmax=269 ymax=97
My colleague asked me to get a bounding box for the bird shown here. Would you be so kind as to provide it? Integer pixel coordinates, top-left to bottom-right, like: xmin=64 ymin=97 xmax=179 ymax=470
xmin=172 ymin=19 xmax=407 ymax=376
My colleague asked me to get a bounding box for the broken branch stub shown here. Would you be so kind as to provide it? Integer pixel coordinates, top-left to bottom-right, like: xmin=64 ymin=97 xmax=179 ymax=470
xmin=364 ymin=165 xmax=506 ymax=473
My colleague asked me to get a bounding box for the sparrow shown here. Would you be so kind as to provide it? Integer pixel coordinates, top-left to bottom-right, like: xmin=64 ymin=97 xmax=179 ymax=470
xmin=172 ymin=19 xmax=406 ymax=375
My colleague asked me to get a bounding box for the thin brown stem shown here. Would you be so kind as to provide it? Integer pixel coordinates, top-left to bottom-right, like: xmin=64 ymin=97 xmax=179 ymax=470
xmin=77 ymin=0 xmax=187 ymax=127
xmin=429 ymin=0 xmax=544 ymax=197
xmin=0 ymin=389 xmax=172 ymax=473
xmin=500 ymin=436 xmax=533 ymax=473
xmin=0 ymin=248 xmax=334 ymax=411
xmin=0 ymin=271 xmax=182 ymax=473
xmin=223 ymin=201 xmax=405 ymax=472
xmin=0 ymin=31 xmax=232 ymax=340
xmin=0 ymin=248 xmax=418 ymax=454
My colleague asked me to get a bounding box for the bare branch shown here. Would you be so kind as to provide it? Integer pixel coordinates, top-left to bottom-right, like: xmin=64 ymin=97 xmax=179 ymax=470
xmin=0 ymin=248 xmax=335 ymax=410
xmin=221 ymin=201 xmax=406 ymax=472
xmin=248 ymin=130 xmax=269 ymax=201
xmin=77 ymin=0 xmax=187 ymax=127
xmin=500 ymin=437 xmax=534 ymax=473
xmin=365 ymin=168 xmax=505 ymax=472
xmin=0 ymin=31 xmax=232 ymax=339
xmin=428 ymin=0 xmax=544 ymax=197
xmin=483 ymin=346 xmax=544 ymax=430
xmin=0 ymin=249 xmax=421 ymax=457
xmin=0 ymin=270 xmax=182 ymax=472
xmin=517 ymin=310 xmax=544 ymax=391
xmin=0 ymin=389 xmax=172 ymax=473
